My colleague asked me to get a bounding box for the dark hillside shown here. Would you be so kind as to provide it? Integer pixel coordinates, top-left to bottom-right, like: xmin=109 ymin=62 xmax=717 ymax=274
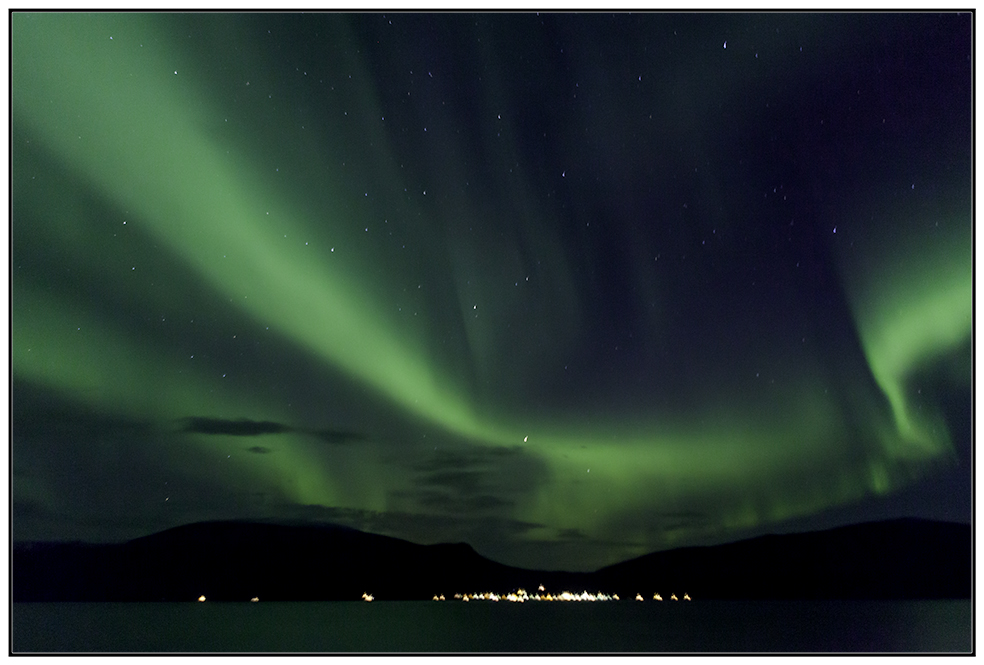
xmin=13 ymin=518 xmax=969 ymax=601
xmin=595 ymin=518 xmax=971 ymax=600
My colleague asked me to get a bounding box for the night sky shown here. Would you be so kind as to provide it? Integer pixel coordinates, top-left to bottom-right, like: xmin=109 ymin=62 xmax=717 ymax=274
xmin=11 ymin=12 xmax=972 ymax=572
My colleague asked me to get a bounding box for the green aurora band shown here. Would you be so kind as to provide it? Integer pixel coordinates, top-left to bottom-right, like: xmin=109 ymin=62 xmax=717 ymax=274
xmin=12 ymin=14 xmax=971 ymax=568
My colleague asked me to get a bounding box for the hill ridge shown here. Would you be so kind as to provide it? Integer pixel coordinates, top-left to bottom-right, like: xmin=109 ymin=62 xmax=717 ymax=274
xmin=13 ymin=518 xmax=970 ymax=601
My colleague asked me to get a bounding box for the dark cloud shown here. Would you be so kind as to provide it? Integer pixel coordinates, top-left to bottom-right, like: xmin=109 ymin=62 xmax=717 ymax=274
xmin=178 ymin=417 xmax=366 ymax=445
xmin=246 ymin=446 xmax=272 ymax=454
xmin=305 ymin=428 xmax=367 ymax=445
xmin=411 ymin=446 xmax=522 ymax=474
xmin=389 ymin=444 xmax=545 ymax=521
xmin=463 ymin=495 xmax=514 ymax=511
xmin=180 ymin=417 xmax=289 ymax=436
xmin=400 ymin=490 xmax=513 ymax=514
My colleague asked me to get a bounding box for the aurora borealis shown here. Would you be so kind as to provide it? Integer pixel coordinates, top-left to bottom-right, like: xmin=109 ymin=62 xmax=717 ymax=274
xmin=11 ymin=12 xmax=972 ymax=571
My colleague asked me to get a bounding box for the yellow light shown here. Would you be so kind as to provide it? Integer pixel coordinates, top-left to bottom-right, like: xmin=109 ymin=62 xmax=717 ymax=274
xmin=654 ymin=593 xmax=662 ymax=601
xmin=442 ymin=586 xmax=634 ymax=602
xmin=198 ymin=595 xmax=206 ymax=602
xmin=250 ymin=597 xmax=259 ymax=602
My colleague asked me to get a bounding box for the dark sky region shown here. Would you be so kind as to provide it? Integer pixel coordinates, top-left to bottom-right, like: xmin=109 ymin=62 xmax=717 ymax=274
xmin=11 ymin=12 xmax=972 ymax=572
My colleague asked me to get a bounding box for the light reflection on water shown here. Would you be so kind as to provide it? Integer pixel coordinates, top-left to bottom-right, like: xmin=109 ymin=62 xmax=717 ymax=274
xmin=13 ymin=600 xmax=971 ymax=653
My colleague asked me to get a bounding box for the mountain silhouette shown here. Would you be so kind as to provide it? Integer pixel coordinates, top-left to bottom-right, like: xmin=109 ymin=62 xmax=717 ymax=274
xmin=12 ymin=518 xmax=969 ymax=602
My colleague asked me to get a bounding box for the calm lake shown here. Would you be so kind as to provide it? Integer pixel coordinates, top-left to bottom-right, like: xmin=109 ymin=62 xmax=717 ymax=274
xmin=12 ymin=600 xmax=971 ymax=653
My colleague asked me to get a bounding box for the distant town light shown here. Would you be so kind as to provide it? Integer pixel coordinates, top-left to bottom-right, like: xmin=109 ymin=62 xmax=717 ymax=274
xmin=198 ymin=595 xmax=206 ymax=602
xmin=431 ymin=586 xmax=691 ymax=603
xmin=362 ymin=592 xmax=374 ymax=602
xmin=250 ymin=597 xmax=259 ymax=602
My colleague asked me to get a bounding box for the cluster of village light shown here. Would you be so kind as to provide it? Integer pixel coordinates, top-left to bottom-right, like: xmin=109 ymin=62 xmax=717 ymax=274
xmin=424 ymin=586 xmax=691 ymax=603
xmin=196 ymin=587 xmax=691 ymax=603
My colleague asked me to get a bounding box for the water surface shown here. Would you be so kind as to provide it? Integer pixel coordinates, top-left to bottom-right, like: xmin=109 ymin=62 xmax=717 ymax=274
xmin=12 ymin=600 xmax=971 ymax=653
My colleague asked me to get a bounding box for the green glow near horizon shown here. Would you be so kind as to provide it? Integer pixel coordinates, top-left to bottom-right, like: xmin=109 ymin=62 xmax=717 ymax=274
xmin=12 ymin=13 xmax=970 ymax=568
